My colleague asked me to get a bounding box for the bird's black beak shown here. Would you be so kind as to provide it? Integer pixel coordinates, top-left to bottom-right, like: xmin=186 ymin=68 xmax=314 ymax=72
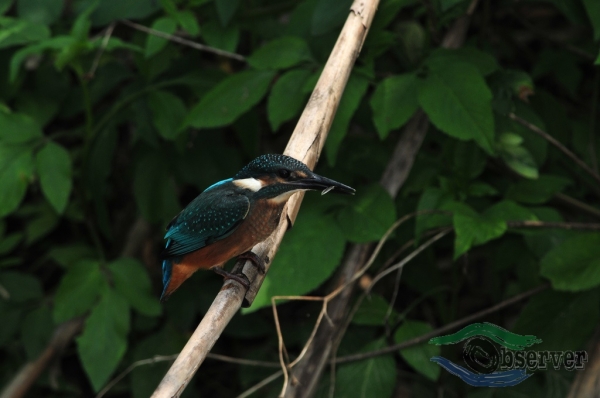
xmin=289 ymin=173 xmax=355 ymax=195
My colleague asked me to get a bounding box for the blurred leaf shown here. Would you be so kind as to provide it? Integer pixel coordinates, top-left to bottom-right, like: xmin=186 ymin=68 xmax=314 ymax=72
xmin=453 ymin=205 xmax=506 ymax=259
xmin=540 ymin=233 xmax=600 ymax=291
xmin=0 ymin=232 xmax=23 ymax=255
xmin=498 ymin=132 xmax=539 ymax=179
xmin=36 ymin=142 xmax=72 ymax=214
xmin=216 ymin=0 xmax=239 ymax=26
xmin=250 ymin=208 xmax=346 ymax=311
xmin=370 ymin=73 xmax=418 ymax=140
xmin=108 ymin=258 xmax=161 ymax=316
xmin=9 ymin=36 xmax=73 ymax=82
xmin=506 ymin=175 xmax=571 ymax=204
xmin=133 ymin=151 xmax=179 ymax=223
xmin=21 ymin=305 xmax=53 ymax=359
xmin=0 ymin=271 xmax=43 ymax=302
xmin=186 ymin=70 xmax=275 ymax=128
xmin=0 ymin=0 xmax=12 ymax=14
xmin=17 ymin=0 xmax=63 ymax=25
xmin=267 ymin=69 xmax=311 ymax=131
xmin=201 ymin=20 xmax=239 ymax=52
xmin=77 ymin=288 xmax=130 ymax=392
xmin=0 ymin=110 xmax=42 ymax=143
xmin=24 ymin=201 xmax=59 ymax=244
xmin=484 ymin=200 xmax=537 ymax=223
xmin=326 ymin=74 xmax=369 ymax=165
xmin=53 ymin=260 xmax=105 ymax=323
xmin=0 ymin=301 xmax=22 ymax=346
xmin=335 ymin=339 xmax=395 ymax=398
xmin=0 ymin=16 xmax=50 ymax=49
xmin=48 ymin=244 xmax=96 ymax=268
xmin=337 ymin=184 xmax=396 ymax=243
xmin=353 ymin=294 xmax=399 ymax=325
xmin=174 ymin=10 xmax=200 ymax=36
xmin=248 ymin=37 xmax=312 ymax=70
xmin=418 ymin=62 xmax=495 ymax=154
xmin=81 ymin=0 xmax=159 ymax=26
xmin=415 ymin=188 xmax=453 ymax=240
xmin=584 ymin=0 xmax=600 ymax=39
xmin=395 ymin=320 xmax=440 ymax=381
xmin=312 ymin=0 xmax=352 ymax=36
xmin=513 ymin=289 xmax=599 ymax=351
xmin=427 ymin=48 xmax=498 ymax=76
xmin=147 ymin=90 xmax=186 ymax=140
xmin=145 ymin=17 xmax=177 ymax=58
xmin=0 ymin=144 xmax=34 ymax=217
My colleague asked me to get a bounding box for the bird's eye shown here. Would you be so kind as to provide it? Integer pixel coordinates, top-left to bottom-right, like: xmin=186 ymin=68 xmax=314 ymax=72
xmin=278 ymin=169 xmax=291 ymax=178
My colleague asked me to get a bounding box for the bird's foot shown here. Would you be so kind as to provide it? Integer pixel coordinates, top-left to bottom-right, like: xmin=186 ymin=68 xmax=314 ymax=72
xmin=212 ymin=267 xmax=251 ymax=289
xmin=238 ymin=251 xmax=266 ymax=274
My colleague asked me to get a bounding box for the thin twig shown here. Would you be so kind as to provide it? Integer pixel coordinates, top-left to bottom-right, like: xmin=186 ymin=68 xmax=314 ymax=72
xmin=86 ymin=22 xmax=116 ymax=79
xmin=334 ymin=283 xmax=549 ymax=364
xmin=236 ymin=370 xmax=283 ymax=398
xmin=509 ymin=113 xmax=600 ymax=185
xmin=120 ymin=19 xmax=246 ymax=61
xmin=554 ymin=192 xmax=600 ymax=219
xmin=507 ymin=220 xmax=600 ymax=230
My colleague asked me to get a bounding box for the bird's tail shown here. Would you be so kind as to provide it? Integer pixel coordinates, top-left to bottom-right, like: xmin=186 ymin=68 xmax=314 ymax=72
xmin=160 ymin=258 xmax=173 ymax=302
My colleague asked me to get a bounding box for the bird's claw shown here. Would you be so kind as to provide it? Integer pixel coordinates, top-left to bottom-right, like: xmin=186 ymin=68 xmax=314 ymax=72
xmin=238 ymin=251 xmax=266 ymax=274
xmin=212 ymin=267 xmax=251 ymax=289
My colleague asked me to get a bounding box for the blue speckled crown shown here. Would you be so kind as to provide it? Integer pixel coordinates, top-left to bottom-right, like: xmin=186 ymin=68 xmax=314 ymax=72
xmin=235 ymin=154 xmax=311 ymax=179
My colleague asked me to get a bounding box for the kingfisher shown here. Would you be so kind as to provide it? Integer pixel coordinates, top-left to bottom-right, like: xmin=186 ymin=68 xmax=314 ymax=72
xmin=160 ymin=154 xmax=355 ymax=301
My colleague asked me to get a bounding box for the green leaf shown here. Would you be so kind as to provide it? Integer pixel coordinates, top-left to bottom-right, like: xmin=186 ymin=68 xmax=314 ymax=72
xmin=81 ymin=0 xmax=159 ymax=26
xmin=370 ymin=73 xmax=418 ymax=140
xmin=311 ymin=0 xmax=352 ymax=36
xmin=9 ymin=36 xmax=73 ymax=82
xmin=267 ymin=69 xmax=311 ymax=131
xmin=77 ymin=288 xmax=130 ymax=392
xmin=249 ymin=208 xmax=346 ymax=312
xmin=595 ymin=51 xmax=600 ymax=66
xmin=248 ymin=37 xmax=312 ymax=70
xmin=453 ymin=205 xmax=507 ymax=259
xmin=353 ymin=294 xmax=399 ymax=326
xmin=0 ymin=144 xmax=34 ymax=217
xmin=145 ymin=17 xmax=177 ymax=58
xmin=53 ymin=260 xmax=105 ymax=323
xmin=582 ymin=0 xmax=600 ymax=40
xmin=21 ymin=305 xmax=53 ymax=359
xmin=36 ymin=142 xmax=72 ymax=214
xmin=174 ymin=9 xmax=200 ymax=36
xmin=483 ymin=200 xmax=537 ymax=223
xmin=0 ymin=0 xmax=13 ymax=15
xmin=426 ymin=47 xmax=499 ymax=76
xmin=201 ymin=20 xmax=239 ymax=52
xmin=337 ymin=184 xmax=396 ymax=243
xmin=540 ymin=233 xmax=600 ymax=291
xmin=0 ymin=232 xmax=22 ymax=255
xmin=186 ymin=70 xmax=276 ymax=129
xmin=326 ymin=74 xmax=369 ymax=165
xmin=17 ymin=0 xmax=64 ymax=25
xmin=513 ymin=289 xmax=599 ymax=351
xmin=0 ymin=271 xmax=43 ymax=302
xmin=418 ymin=62 xmax=495 ymax=154
xmin=0 ymin=110 xmax=42 ymax=143
xmin=147 ymin=90 xmax=186 ymax=140
xmin=335 ymin=339 xmax=395 ymax=398
xmin=0 ymin=17 xmax=50 ymax=49
xmin=506 ymin=175 xmax=571 ymax=204
xmin=108 ymin=258 xmax=161 ymax=316
xmin=133 ymin=152 xmax=179 ymax=224
xmin=215 ymin=0 xmax=239 ymax=26
xmin=415 ymin=188 xmax=453 ymax=240
xmin=48 ymin=244 xmax=97 ymax=268
xmin=498 ymin=133 xmax=539 ymax=179
xmin=395 ymin=320 xmax=440 ymax=381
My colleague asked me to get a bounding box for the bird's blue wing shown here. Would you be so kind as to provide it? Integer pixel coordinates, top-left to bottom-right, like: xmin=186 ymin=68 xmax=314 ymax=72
xmin=162 ymin=188 xmax=250 ymax=257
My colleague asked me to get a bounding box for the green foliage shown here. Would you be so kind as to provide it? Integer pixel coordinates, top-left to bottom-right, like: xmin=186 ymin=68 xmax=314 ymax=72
xmin=1 ymin=0 xmax=599 ymax=396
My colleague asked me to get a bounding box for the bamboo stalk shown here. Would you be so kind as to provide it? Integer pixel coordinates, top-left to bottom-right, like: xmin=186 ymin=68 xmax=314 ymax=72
xmin=150 ymin=1 xmax=380 ymax=396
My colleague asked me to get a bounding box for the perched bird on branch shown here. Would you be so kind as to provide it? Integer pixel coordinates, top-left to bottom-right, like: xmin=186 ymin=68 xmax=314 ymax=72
xmin=160 ymin=154 xmax=355 ymax=301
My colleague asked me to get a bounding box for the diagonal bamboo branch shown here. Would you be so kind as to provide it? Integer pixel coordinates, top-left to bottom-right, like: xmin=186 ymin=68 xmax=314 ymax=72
xmin=282 ymin=1 xmax=480 ymax=396
xmin=150 ymin=1 xmax=380 ymax=396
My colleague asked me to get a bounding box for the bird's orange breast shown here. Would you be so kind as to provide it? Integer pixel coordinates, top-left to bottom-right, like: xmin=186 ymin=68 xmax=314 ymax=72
xmin=163 ymin=199 xmax=285 ymax=296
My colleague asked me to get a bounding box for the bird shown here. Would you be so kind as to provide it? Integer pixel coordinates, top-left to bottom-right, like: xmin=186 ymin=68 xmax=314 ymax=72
xmin=160 ymin=154 xmax=355 ymax=301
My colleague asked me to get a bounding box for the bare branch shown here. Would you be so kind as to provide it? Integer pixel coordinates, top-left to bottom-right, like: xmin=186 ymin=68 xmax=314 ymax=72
xmin=508 ymin=112 xmax=600 ymax=185
xmin=120 ymin=19 xmax=246 ymax=62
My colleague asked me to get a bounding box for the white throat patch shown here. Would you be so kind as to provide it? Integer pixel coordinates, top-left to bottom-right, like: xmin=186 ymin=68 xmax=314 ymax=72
xmin=233 ymin=178 xmax=263 ymax=192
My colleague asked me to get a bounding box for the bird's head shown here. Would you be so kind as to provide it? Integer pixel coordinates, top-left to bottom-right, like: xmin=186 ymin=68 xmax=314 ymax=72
xmin=232 ymin=154 xmax=355 ymax=203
